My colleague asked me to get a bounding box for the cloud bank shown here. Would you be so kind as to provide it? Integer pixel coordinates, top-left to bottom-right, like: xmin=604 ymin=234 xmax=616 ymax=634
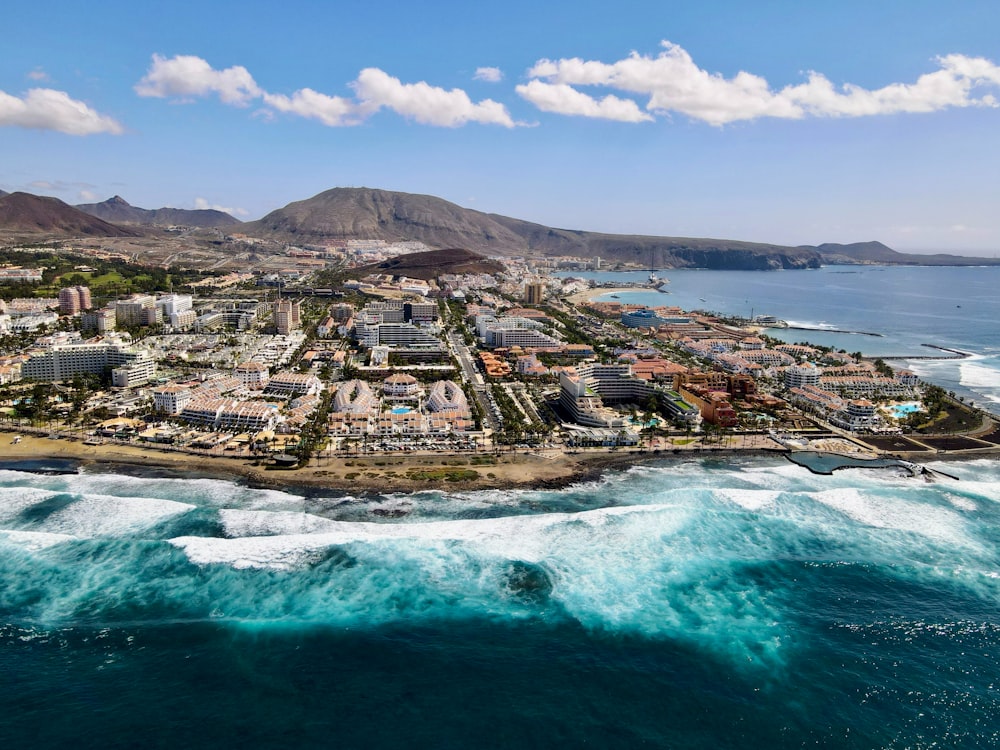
xmin=517 ymin=41 xmax=1000 ymax=125
xmin=194 ymin=197 xmax=248 ymax=216
xmin=0 ymin=87 xmax=123 ymax=135
xmin=137 ymin=54 xmax=517 ymax=128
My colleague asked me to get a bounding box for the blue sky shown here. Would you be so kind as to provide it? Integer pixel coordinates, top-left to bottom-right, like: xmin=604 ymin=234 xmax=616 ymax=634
xmin=2 ymin=0 xmax=999 ymax=254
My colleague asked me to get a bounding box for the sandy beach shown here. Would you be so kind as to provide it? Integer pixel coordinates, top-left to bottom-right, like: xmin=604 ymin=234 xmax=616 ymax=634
xmin=565 ymin=286 xmax=659 ymax=304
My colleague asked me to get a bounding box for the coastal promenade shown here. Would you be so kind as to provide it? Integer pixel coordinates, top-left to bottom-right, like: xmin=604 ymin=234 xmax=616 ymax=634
xmin=4 ymin=426 xmax=998 ymax=494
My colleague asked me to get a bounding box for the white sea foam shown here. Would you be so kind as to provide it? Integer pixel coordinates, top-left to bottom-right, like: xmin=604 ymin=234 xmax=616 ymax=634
xmin=178 ymin=503 xmax=689 ymax=570
xmin=714 ymin=488 xmax=782 ymax=510
xmin=0 ymin=487 xmax=58 ymax=523
xmin=0 ymin=529 xmax=77 ymax=550
xmin=959 ymin=360 xmax=1000 ymax=391
xmin=220 ymin=509 xmax=342 ymax=538
xmin=810 ymin=487 xmax=974 ymax=548
xmin=36 ymin=494 xmax=194 ymax=538
xmin=69 ymin=471 xmax=308 ymax=510
xmin=944 ymin=493 xmax=978 ymax=512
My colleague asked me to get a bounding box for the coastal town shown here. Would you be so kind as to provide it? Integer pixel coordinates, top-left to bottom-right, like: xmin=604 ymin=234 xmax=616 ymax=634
xmin=2 ymin=240 xmax=998 ymax=488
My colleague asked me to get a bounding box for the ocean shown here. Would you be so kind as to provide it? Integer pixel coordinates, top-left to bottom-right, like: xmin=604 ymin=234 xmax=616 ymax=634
xmin=3 ymin=458 xmax=1000 ymax=748
xmin=3 ymin=265 xmax=1000 ymax=748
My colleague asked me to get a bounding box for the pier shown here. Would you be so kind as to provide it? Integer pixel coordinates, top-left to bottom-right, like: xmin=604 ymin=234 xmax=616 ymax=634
xmin=872 ymin=345 xmax=971 ymax=361
xmin=783 ymin=325 xmax=883 ymax=337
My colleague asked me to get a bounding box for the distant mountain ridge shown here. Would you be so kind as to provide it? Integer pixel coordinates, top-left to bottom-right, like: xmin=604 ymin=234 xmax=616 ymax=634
xmin=812 ymin=241 xmax=998 ymax=266
xmin=245 ymin=187 xmax=826 ymax=269
xmin=244 ymin=187 xmax=1000 ymax=269
xmin=3 ymin=185 xmax=996 ymax=268
xmin=0 ymin=192 xmax=139 ymax=237
xmin=76 ymin=195 xmax=240 ymax=228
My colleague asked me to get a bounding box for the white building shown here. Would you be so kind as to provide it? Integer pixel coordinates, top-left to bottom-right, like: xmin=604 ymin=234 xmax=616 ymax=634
xmin=784 ymin=362 xmax=822 ymax=389
xmin=234 ymin=361 xmax=270 ymax=389
xmin=22 ymin=337 xmax=156 ymax=386
xmin=383 ymin=373 xmax=421 ymax=399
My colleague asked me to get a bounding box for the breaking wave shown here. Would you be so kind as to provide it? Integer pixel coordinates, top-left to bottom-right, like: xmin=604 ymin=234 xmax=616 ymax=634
xmin=1 ymin=458 xmax=999 ymax=671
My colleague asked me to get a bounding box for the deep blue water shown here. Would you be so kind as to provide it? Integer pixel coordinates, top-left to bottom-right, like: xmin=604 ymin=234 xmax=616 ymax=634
xmin=3 ymin=458 xmax=1000 ymax=748
xmin=564 ymin=265 xmax=1000 ymax=415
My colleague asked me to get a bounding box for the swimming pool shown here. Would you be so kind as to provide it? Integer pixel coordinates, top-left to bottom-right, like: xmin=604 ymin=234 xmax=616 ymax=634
xmin=886 ymin=403 xmax=922 ymax=419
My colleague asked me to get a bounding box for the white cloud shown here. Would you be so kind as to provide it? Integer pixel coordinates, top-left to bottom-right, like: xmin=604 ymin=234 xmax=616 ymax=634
xmin=262 ymin=89 xmax=362 ymax=127
xmin=79 ymin=189 xmax=99 ymax=202
xmin=352 ymin=68 xmax=516 ymax=127
xmin=135 ymin=54 xmax=262 ymax=106
xmin=136 ymin=54 xmax=518 ymax=128
xmin=194 ymin=197 xmax=248 ymax=216
xmin=0 ymin=88 xmax=123 ymax=135
xmin=515 ymin=80 xmax=652 ymax=122
xmin=520 ymin=41 xmax=1000 ymax=125
xmin=474 ymin=67 xmax=503 ymax=83
xmin=27 ymin=68 xmax=50 ymax=82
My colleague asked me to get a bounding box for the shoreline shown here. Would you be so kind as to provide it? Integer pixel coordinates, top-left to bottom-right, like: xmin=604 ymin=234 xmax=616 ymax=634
xmin=2 ymin=428 xmax=997 ymax=494
xmin=0 ymin=429 xmax=783 ymax=493
xmin=565 ymin=285 xmax=658 ymax=304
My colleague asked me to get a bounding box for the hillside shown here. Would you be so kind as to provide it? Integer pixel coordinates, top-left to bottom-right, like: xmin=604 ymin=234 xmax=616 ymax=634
xmin=489 ymin=214 xmax=821 ymax=270
xmin=0 ymin=192 xmax=139 ymax=237
xmin=814 ymin=241 xmax=1000 ymax=266
xmin=244 ymin=187 xmax=822 ymax=269
xmin=76 ymin=195 xmax=240 ymax=228
xmin=353 ymin=247 xmax=504 ymax=281
xmin=245 ymin=188 xmax=525 ymax=249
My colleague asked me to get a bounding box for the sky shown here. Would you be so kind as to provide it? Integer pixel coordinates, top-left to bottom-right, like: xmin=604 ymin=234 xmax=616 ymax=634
xmin=2 ymin=0 xmax=999 ymax=255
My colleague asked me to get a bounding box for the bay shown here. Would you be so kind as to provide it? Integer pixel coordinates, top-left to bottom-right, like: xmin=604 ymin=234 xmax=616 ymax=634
xmin=560 ymin=265 xmax=1000 ymax=415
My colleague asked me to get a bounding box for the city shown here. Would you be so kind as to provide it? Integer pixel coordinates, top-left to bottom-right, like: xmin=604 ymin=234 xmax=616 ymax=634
xmin=2 ymin=241 xmax=997 ymax=490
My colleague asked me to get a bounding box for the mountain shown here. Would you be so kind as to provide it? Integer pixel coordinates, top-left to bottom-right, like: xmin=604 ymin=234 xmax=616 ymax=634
xmin=244 ymin=187 xmax=822 ymax=270
xmin=0 ymin=190 xmax=7 ymax=198
xmin=0 ymin=192 xmax=139 ymax=237
xmin=76 ymin=195 xmax=241 ymax=228
xmin=814 ymin=241 xmax=1000 ymax=266
xmin=245 ymin=188 xmax=524 ymax=248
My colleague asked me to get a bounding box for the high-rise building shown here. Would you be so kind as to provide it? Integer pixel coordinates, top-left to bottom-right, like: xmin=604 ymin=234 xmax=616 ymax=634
xmin=524 ymin=282 xmax=545 ymax=305
xmin=58 ymin=286 xmax=92 ymax=315
xmin=115 ymin=295 xmax=156 ymax=326
xmin=81 ymin=308 xmax=117 ymax=333
xmin=272 ymin=299 xmax=301 ymax=335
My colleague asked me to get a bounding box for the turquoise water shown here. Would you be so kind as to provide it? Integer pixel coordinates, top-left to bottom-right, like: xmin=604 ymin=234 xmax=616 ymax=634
xmin=889 ymin=403 xmax=922 ymax=419
xmin=564 ymin=265 xmax=1000 ymax=415
xmin=390 ymin=406 xmax=412 ymax=414
xmin=2 ymin=457 xmax=1000 ymax=747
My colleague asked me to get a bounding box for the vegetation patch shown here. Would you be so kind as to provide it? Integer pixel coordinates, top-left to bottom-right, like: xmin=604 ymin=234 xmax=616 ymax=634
xmin=405 ymin=468 xmax=480 ymax=482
